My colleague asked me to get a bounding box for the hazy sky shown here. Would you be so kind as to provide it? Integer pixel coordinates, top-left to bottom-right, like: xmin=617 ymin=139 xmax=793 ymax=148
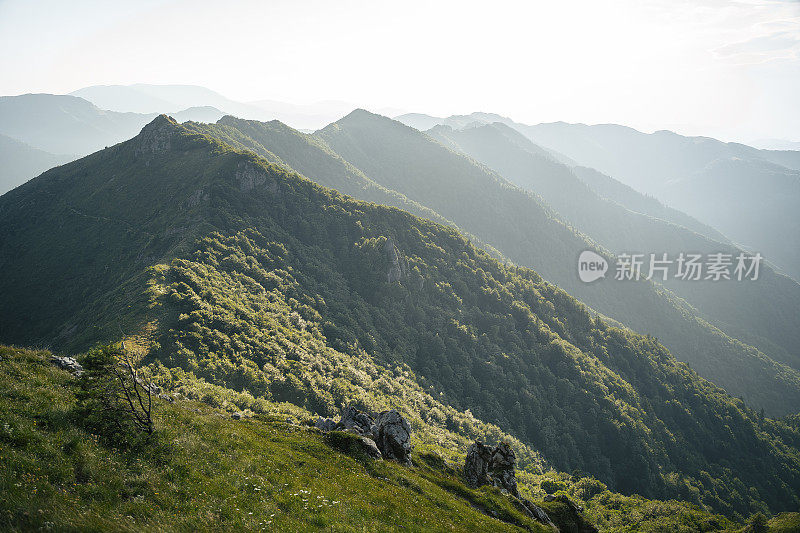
xmin=1 ymin=0 xmax=798 ymax=141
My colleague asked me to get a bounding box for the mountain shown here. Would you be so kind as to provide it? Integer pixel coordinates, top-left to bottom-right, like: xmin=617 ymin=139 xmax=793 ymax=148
xmin=657 ymin=157 xmax=800 ymax=282
xmin=181 ymin=117 xmax=461 ymax=234
xmin=0 ymin=133 xmax=71 ymax=195
xmin=499 ymin=120 xmax=800 ymax=280
xmin=171 ymin=105 xmax=225 ymax=124
xmin=72 ymin=84 xmax=357 ymax=130
xmin=395 ymin=113 xmax=800 ymax=279
xmin=427 ymin=122 xmax=800 ymax=372
xmin=570 ymin=165 xmax=729 ymax=242
xmin=314 ymin=110 xmax=800 ymax=416
xmin=0 ymin=94 xmax=154 ymax=155
xmin=71 ymin=84 xmax=256 ymax=116
xmin=1 ymin=116 xmax=799 ymax=518
xmin=0 ymin=94 xmax=228 ymax=193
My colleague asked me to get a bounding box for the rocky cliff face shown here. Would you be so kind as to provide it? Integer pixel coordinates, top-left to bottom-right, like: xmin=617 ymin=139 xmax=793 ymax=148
xmin=133 ymin=114 xmax=177 ymax=158
xmin=384 ymin=237 xmax=405 ymax=283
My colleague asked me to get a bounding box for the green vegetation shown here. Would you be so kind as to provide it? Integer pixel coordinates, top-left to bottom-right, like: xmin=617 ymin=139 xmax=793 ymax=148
xmin=0 ymin=116 xmax=799 ymax=525
xmin=313 ymin=110 xmax=800 ymax=416
xmin=429 ymin=122 xmax=800 ymax=373
xmin=2 ymin=345 xmax=780 ymax=532
xmin=0 ymin=346 xmax=551 ymax=532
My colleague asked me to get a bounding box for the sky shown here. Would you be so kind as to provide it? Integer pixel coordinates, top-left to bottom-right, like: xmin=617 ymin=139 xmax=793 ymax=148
xmin=0 ymin=0 xmax=798 ymax=142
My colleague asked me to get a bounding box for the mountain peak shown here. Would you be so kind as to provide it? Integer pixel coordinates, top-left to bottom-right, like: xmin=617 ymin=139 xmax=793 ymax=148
xmin=134 ymin=114 xmax=180 ymax=156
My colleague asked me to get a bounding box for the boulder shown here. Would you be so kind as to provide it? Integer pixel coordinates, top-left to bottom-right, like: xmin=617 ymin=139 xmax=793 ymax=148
xmin=340 ymin=405 xmax=375 ymax=436
xmin=314 ymin=416 xmax=337 ymax=432
xmin=465 ymin=440 xmax=555 ymax=527
xmin=50 ymin=356 xmax=83 ymax=376
xmin=374 ymin=410 xmax=412 ymax=464
xmin=464 ymin=440 xmax=493 ymax=488
xmin=359 ymin=437 xmax=382 ymax=459
xmin=464 ymin=440 xmax=518 ymax=494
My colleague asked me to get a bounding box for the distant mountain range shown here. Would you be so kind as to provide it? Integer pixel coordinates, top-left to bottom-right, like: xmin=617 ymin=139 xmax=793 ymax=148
xmin=426 ymin=122 xmax=800 ymax=371
xmin=397 ymin=112 xmax=800 ymax=280
xmin=71 ymin=84 xmax=359 ymax=131
xmin=0 ymin=133 xmax=70 ymax=194
xmin=0 ymin=94 xmax=227 ymax=194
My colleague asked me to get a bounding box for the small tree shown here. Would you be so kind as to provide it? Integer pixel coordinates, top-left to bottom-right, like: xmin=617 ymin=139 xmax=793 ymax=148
xmin=745 ymin=513 xmax=768 ymax=533
xmin=76 ymin=344 xmax=155 ymax=446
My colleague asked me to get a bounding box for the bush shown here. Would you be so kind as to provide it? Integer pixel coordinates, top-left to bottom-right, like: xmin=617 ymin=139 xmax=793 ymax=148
xmin=75 ymin=345 xmax=155 ymax=448
xmin=541 ymin=479 xmax=566 ymax=494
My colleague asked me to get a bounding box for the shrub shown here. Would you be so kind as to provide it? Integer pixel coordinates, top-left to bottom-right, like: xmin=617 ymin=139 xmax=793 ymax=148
xmin=75 ymin=345 xmax=155 ymax=448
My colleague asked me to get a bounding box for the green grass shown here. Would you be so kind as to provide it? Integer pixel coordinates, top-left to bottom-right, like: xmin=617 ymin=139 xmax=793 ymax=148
xmin=2 ymin=345 xmax=797 ymax=532
xmin=0 ymin=346 xmax=551 ymax=532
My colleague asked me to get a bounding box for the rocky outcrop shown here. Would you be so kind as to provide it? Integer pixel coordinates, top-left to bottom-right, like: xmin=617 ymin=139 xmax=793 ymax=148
xmin=236 ymin=161 xmax=279 ymax=194
xmin=464 ymin=441 xmax=518 ymax=494
xmin=50 ymin=355 xmax=83 ymax=376
xmin=359 ymin=437 xmax=382 ymax=459
xmin=385 ymin=237 xmax=405 ymax=283
xmin=464 ymin=440 xmax=553 ymax=527
xmin=340 ymin=405 xmax=376 ymax=435
xmin=134 ymin=115 xmax=176 ymax=158
xmin=315 ymin=405 xmax=412 ymax=464
xmin=315 ymin=416 xmax=338 ymax=432
xmin=374 ymin=410 xmax=412 ymax=464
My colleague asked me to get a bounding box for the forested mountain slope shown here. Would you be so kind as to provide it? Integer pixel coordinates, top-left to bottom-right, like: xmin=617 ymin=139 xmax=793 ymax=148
xmin=0 ymin=133 xmax=70 ymax=195
xmin=1 ymin=116 xmax=799 ymax=518
xmin=428 ymin=122 xmax=800 ymax=371
xmin=313 ymin=110 xmax=800 ymax=416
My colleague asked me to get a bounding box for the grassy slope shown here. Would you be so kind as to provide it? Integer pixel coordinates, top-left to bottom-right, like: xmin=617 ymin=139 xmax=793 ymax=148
xmin=1 ymin=345 xmax=763 ymax=533
xmin=0 ymin=346 xmax=552 ymax=532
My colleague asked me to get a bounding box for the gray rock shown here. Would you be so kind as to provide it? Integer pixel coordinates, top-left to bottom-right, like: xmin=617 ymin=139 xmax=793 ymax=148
xmin=134 ymin=115 xmax=175 ymax=158
xmin=464 ymin=440 xmax=493 ymax=488
xmin=158 ymin=393 xmax=175 ymax=403
xmin=519 ymin=498 xmax=556 ymax=527
xmin=315 ymin=416 xmax=337 ymax=432
xmin=385 ymin=238 xmax=405 ymax=283
xmin=231 ymin=412 xmax=243 ymax=420
xmin=359 ymin=437 xmax=382 ymax=459
xmin=340 ymin=405 xmax=375 ymax=436
xmin=374 ymin=410 xmax=412 ymax=464
xmin=465 ymin=440 xmax=518 ymax=494
xmin=50 ymin=356 xmax=83 ymax=376
xmin=465 ymin=440 xmax=555 ymax=527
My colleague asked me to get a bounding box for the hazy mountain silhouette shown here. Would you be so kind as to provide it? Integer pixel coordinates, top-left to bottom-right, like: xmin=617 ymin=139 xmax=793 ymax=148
xmin=0 ymin=94 xmax=227 ymax=193
xmin=0 ymin=134 xmax=70 ymax=195
xmin=72 ymin=84 xmax=358 ymax=130
xmin=397 ymin=113 xmax=800 ymax=279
